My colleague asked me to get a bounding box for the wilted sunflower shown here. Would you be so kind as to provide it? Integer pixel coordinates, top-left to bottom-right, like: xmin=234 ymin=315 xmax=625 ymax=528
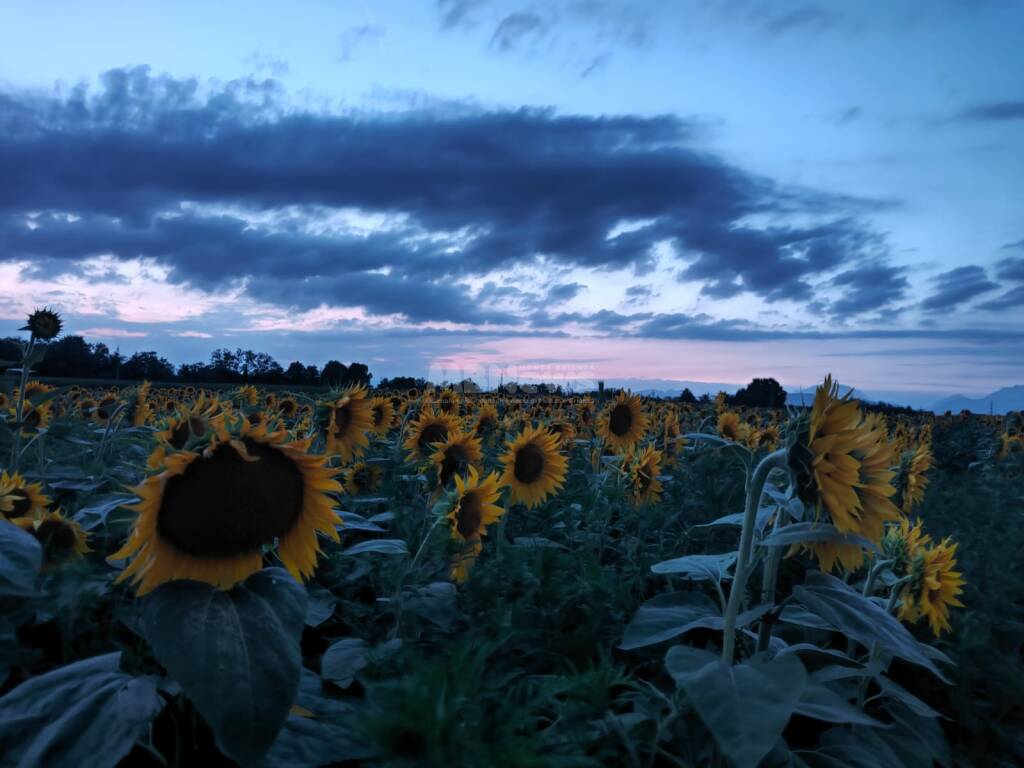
xmin=628 ymin=445 xmax=663 ymax=506
xmin=344 ymin=462 xmax=384 ymax=495
xmin=323 ymin=386 xmax=374 ymax=462
xmin=431 ymin=430 xmax=483 ymax=489
xmin=15 ymin=510 xmax=90 ymax=566
xmin=499 ymin=424 xmax=568 ymax=508
xmin=369 ymin=396 xmax=395 ymax=435
xmin=788 ymin=376 xmax=900 ymax=572
xmin=597 ymin=391 xmax=648 ymax=453
xmin=21 ymin=307 xmax=63 ymax=340
xmin=447 ymin=466 xmax=505 ymax=583
xmin=0 ymin=470 xmax=51 ymax=520
xmin=110 ymin=421 xmax=342 ymax=595
xmin=403 ymin=408 xmax=461 ymax=461
xmin=717 ymin=411 xmax=749 ymax=444
xmin=130 ymin=382 xmax=152 ymax=428
xmin=897 ymin=537 xmax=965 ymax=636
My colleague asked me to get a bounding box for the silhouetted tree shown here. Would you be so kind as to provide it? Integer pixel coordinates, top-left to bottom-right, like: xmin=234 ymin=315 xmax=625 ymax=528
xmin=730 ymin=378 xmax=787 ymax=408
xmin=321 ymin=360 xmax=348 ymax=387
xmin=121 ymin=351 xmax=176 ymax=381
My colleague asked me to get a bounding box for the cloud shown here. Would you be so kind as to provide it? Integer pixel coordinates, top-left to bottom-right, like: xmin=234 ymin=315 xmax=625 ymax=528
xmin=828 ymin=261 xmax=910 ymax=317
xmin=977 ymin=285 xmax=1024 ymax=311
xmin=836 ymin=106 xmax=862 ymax=124
xmin=761 ymin=4 xmax=842 ymax=35
xmin=956 ymin=101 xmax=1024 ymax=122
xmin=242 ymin=50 xmax=290 ymax=77
xmin=921 ymin=265 xmax=999 ymax=312
xmin=624 ymin=283 xmax=657 ymax=305
xmin=490 ymin=13 xmax=547 ymax=51
xmin=437 ymin=0 xmax=489 ymax=29
xmin=580 ymin=52 xmax=611 ymax=79
xmin=994 ymin=256 xmax=1024 ymax=282
xmin=0 ymin=67 xmax=910 ymax=331
xmin=338 ymin=24 xmax=386 ymax=61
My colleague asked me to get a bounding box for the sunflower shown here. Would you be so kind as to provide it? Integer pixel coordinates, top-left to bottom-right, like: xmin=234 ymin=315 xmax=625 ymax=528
xmin=897 ymin=538 xmax=965 ymax=636
xmin=21 ymin=307 xmax=63 ymax=340
xmin=403 ymin=408 xmax=461 ymax=461
xmin=236 ymin=384 xmax=259 ymax=407
xmin=344 ymin=462 xmax=384 ymax=495
xmin=431 ymin=430 xmax=483 ymax=489
xmin=473 ymin=401 xmax=500 ymax=437
xmin=788 ymin=376 xmax=901 ymax=572
xmin=323 ymin=385 xmax=374 ymax=462
xmin=15 ymin=510 xmax=90 ymax=565
xmin=896 ymin=440 xmax=933 ymax=513
xmin=277 ymin=396 xmax=299 ymax=419
xmin=576 ymin=398 xmax=595 ymax=430
xmin=110 ymin=421 xmax=342 ymax=595
xmin=92 ymin=395 xmax=120 ymax=426
xmin=628 ymin=445 xmax=663 ymax=506
xmin=499 ymin=425 xmax=568 ymax=508
xmin=882 ymin=517 xmax=932 ymax=577
xmin=597 ymin=391 xmax=648 ymax=454
xmin=0 ymin=392 xmax=9 ymax=411
xmin=369 ymin=396 xmax=395 ymax=435
xmin=15 ymin=400 xmax=51 ymax=437
xmin=447 ymin=466 xmax=505 ymax=583
xmin=0 ymin=470 xmax=51 ymax=520
xmin=131 ymin=382 xmax=152 ymax=428
xmin=756 ymin=423 xmax=781 ymax=452
xmin=547 ymin=419 xmax=577 ymax=450
xmin=717 ymin=411 xmax=749 ymax=444
xmin=662 ymin=418 xmax=684 ymax=467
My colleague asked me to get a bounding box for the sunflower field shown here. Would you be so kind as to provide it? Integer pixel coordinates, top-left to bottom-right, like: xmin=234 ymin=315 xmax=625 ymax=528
xmin=1 ymin=313 xmax=1023 ymax=767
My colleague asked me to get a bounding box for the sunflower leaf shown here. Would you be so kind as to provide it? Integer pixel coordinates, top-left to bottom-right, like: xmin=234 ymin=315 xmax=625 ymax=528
xmin=651 ymin=552 xmax=737 ymax=581
xmin=665 ymin=646 xmax=807 ymax=768
xmin=0 ymin=652 xmax=163 ymax=768
xmin=760 ymin=522 xmax=879 ymax=552
xmin=0 ymin=521 xmax=42 ymax=597
xmin=142 ymin=568 xmax=308 ymax=767
xmin=340 ymin=539 xmax=409 ymax=556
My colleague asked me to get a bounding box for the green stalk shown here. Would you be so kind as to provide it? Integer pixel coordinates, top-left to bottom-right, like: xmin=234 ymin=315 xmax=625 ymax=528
xmin=9 ymin=336 xmax=34 ymax=468
xmin=722 ymin=448 xmax=788 ymax=663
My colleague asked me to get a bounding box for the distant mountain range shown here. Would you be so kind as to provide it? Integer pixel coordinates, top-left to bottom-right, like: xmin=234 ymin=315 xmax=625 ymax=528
xmin=930 ymin=386 xmax=1024 ymax=415
xmin=562 ymin=378 xmax=1023 ymax=415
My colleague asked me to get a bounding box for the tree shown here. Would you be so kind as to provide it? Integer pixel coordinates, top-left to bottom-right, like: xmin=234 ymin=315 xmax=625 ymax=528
xmin=121 ymin=351 xmax=176 ymax=381
xmin=679 ymin=388 xmax=697 ymax=404
xmin=343 ymin=362 xmax=371 ymax=388
xmin=730 ymin=378 xmax=787 ymax=408
xmin=321 ymin=360 xmax=348 ymax=387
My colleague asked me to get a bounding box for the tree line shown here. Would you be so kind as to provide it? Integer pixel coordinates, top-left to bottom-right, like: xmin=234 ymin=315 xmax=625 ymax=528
xmin=0 ymin=335 xmax=371 ymax=387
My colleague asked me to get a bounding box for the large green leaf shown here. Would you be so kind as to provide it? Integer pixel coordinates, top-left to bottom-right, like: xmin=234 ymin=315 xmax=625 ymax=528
xmin=666 ymin=646 xmax=807 ymax=768
xmin=340 ymin=539 xmax=409 ymax=556
xmin=0 ymin=521 xmax=42 ymax=597
xmin=794 ymin=681 xmax=883 ymax=726
xmin=792 ymin=572 xmax=951 ymax=682
xmin=321 ymin=638 xmax=368 ymax=688
xmin=142 ymin=568 xmax=308 ymax=766
xmin=760 ymin=522 xmax=877 ymax=552
xmin=651 ymin=552 xmax=737 ymax=581
xmin=0 ymin=652 xmax=163 ymax=768
xmin=620 ymin=592 xmax=769 ymax=650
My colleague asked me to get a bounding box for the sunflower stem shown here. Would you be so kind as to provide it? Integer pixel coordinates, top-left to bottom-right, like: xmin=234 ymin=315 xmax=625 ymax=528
xmin=722 ymin=448 xmax=788 ymax=664
xmin=857 ymin=575 xmax=913 ymax=706
xmin=10 ymin=336 xmax=34 ymax=469
xmin=755 ymin=507 xmax=787 ymax=653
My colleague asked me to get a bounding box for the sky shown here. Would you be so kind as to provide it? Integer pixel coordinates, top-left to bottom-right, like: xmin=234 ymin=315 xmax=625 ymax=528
xmin=1 ymin=0 xmax=1023 ymax=401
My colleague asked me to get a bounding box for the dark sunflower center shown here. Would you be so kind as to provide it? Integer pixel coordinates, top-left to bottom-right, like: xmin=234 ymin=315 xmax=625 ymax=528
xmin=372 ymin=405 xmax=385 ymax=427
xmin=439 ymin=445 xmax=470 ymax=487
xmin=456 ymin=491 xmax=483 ymax=538
xmin=5 ymin=490 xmax=32 ymax=518
xmin=353 ymin=467 xmax=370 ymax=489
xmin=440 ymin=398 xmax=455 ymax=414
xmin=35 ymin=519 xmax=77 ymax=560
xmin=280 ymin=400 xmax=296 ymax=416
xmin=156 ymin=437 xmax=305 ymax=557
xmin=417 ymin=422 xmax=449 ymax=453
xmin=332 ymin=403 xmax=353 ymax=435
xmin=514 ymin=442 xmax=545 ymax=484
xmin=24 ymin=408 xmax=41 ymax=428
xmin=609 ymin=404 xmax=633 ymax=437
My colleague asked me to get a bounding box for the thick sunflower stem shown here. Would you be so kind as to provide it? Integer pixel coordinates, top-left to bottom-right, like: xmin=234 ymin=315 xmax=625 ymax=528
xmin=10 ymin=336 xmax=35 ymax=469
xmin=755 ymin=513 xmax=787 ymax=653
xmin=722 ymin=448 xmax=788 ymax=664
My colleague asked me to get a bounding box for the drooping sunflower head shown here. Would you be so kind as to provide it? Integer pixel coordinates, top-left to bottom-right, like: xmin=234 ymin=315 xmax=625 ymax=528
xmin=16 ymin=400 xmax=52 ymax=436
xmin=628 ymin=445 xmax=663 ymax=506
xmin=882 ymin=517 xmax=932 ymax=577
xmin=0 ymin=470 xmax=51 ymax=520
xmin=92 ymin=396 xmax=120 ymax=426
xmin=895 ymin=440 xmax=934 ymax=514
xmin=110 ymin=420 xmax=342 ymax=595
xmin=898 ymin=537 xmax=965 ymax=636
xmin=499 ymin=424 xmax=568 ymax=508
xmin=473 ymin=401 xmax=500 ymax=437
xmin=21 ymin=307 xmax=63 ymax=340
xmin=236 ymin=384 xmax=260 ymax=407
xmin=344 ymin=462 xmax=384 ymax=495
xmin=790 ymin=375 xmax=901 ymax=572
xmin=402 ymin=408 xmax=461 ymax=461
xmin=431 ymin=430 xmax=483 ymax=489
xmin=277 ymin=396 xmax=299 ymax=419
xmin=597 ymin=391 xmax=648 ymax=453
xmin=547 ymin=419 xmax=577 ymax=450
xmin=369 ymin=396 xmax=396 ymax=435
xmin=16 ymin=510 xmax=90 ymax=566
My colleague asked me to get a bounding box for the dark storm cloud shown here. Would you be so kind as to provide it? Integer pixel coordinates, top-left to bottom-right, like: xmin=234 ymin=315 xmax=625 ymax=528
xmin=0 ymin=67 xmax=898 ymax=324
xmin=829 ymin=262 xmax=910 ymax=317
xmin=956 ymin=101 xmax=1024 ymax=122
xmin=921 ymin=265 xmax=999 ymax=312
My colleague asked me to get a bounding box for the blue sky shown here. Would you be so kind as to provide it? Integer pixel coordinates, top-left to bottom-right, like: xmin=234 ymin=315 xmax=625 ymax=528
xmin=1 ymin=0 xmax=1022 ymax=398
